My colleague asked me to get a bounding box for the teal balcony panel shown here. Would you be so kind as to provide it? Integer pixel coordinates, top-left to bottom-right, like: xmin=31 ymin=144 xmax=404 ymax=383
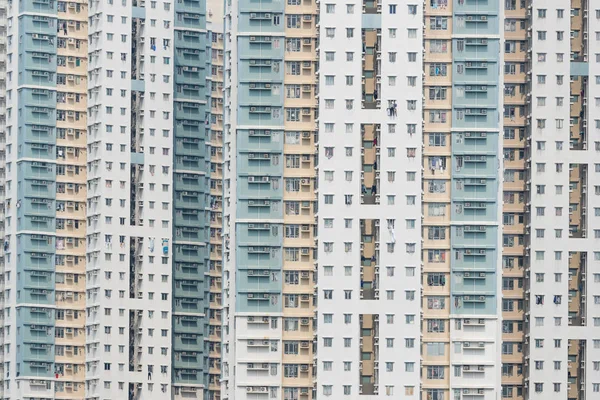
xmin=452 ymin=85 xmax=499 ymax=108
xmin=131 ymin=79 xmax=145 ymax=92
xmin=19 ymin=0 xmax=57 ymax=14
xmin=452 ymin=155 xmax=498 ymax=178
xmin=174 ymin=226 xmax=208 ymax=243
xmin=453 ymin=61 xmax=499 ymax=84
xmin=174 ymin=263 xmax=204 ymax=281
xmin=173 ymin=333 xmax=204 ymax=352
xmin=451 ymin=248 xmax=497 ymax=272
xmin=174 ymin=48 xmax=207 ymax=68
xmin=237 ymin=130 xmax=284 ymax=153
xmin=235 ymin=293 xmax=281 ymax=313
xmin=571 ymin=62 xmax=589 ymax=76
xmin=21 ymin=179 xmax=55 ymax=198
xmin=19 ymin=216 xmax=55 ymax=233
xmin=236 ymin=176 xmax=284 ymax=200
xmin=451 ymin=272 xmax=497 ymax=293
xmin=174 ymin=121 xmax=208 ymax=140
xmin=452 ymin=200 xmax=498 ymax=222
xmin=132 ymin=5 xmax=146 ymax=18
xmin=174 ymin=210 xmax=202 ymax=227
xmin=131 ymin=152 xmax=144 ymax=165
xmin=174 ymin=172 xmax=206 ymax=192
xmin=452 ymin=177 xmax=498 ymax=201
xmin=174 ymin=156 xmax=206 ymax=174
xmin=239 ymin=0 xmax=284 ymax=14
xmin=22 ymin=34 xmax=57 ymax=54
xmin=19 ymin=87 xmax=55 ymax=104
xmin=20 ymin=288 xmax=55 ymax=306
xmin=235 ymin=246 xmax=282 ymax=269
xmin=174 ymin=315 xmax=204 ymax=334
xmin=174 ymin=297 xmax=203 ymax=313
xmin=452 ymin=108 xmax=499 ymax=129
xmin=174 ymin=103 xmax=206 ymax=122
xmin=238 ymin=84 xmax=284 ymax=107
xmin=19 ymin=270 xmax=55 ymax=291
xmin=19 ymin=323 xmax=54 ymax=343
xmin=239 ymin=59 xmax=284 ymax=82
xmin=238 ymin=37 xmax=285 ymax=60
xmin=236 ymin=270 xmax=281 ymax=293
xmin=20 ymin=15 xmax=57 ymax=36
xmin=174 ymin=67 xmax=205 ymax=86
xmin=174 ymin=33 xmax=205 ymax=49
xmin=174 ymin=191 xmax=207 ymax=210
xmin=173 ymin=368 xmax=202 ymax=385
xmin=19 ymin=143 xmax=55 ymax=160
xmin=236 ymin=199 xmax=283 ymax=220
xmin=16 ymin=233 xmax=54 ymax=251
xmin=452 ymin=15 xmax=499 ymax=36
xmin=20 ymin=307 xmax=54 ymax=326
xmin=362 ymin=14 xmax=381 ymax=29
xmin=237 ymin=13 xmax=285 ymax=33
xmin=174 ymin=12 xmax=206 ymax=30
xmin=21 ymin=252 xmax=55 ymax=271
xmin=175 ymin=137 xmax=207 ymax=158
xmin=19 ymin=361 xmax=54 ymax=378
xmin=173 ymin=244 xmax=208 ymax=262
xmin=174 ymin=0 xmax=206 ymax=14
xmin=238 ymin=105 xmax=284 ymax=127
xmin=174 ymin=281 xmax=204 ymax=300
xmin=19 ymin=161 xmax=55 ymax=180
xmin=21 ymin=54 xmax=56 ymax=74
xmin=21 ymin=344 xmax=54 ymax=363
xmin=236 ymin=224 xmax=283 ymax=247
xmin=451 ymin=225 xmax=498 ymax=248
xmin=451 ymin=294 xmax=497 ymax=315
xmin=451 ymin=132 xmax=499 ymax=154
xmin=237 ymin=153 xmax=284 ymax=176
xmin=454 ymin=0 xmax=499 ymax=14
xmin=23 ymin=106 xmax=56 ymax=125
xmin=20 ymin=126 xmax=56 ymax=146
xmin=453 ymin=39 xmax=500 ymax=62
xmin=174 ymin=86 xmax=205 ymax=102
xmin=19 ymin=71 xmax=55 ymax=87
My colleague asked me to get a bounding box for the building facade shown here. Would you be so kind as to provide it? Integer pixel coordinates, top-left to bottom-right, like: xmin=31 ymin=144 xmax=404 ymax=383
xmin=528 ymin=1 xmax=599 ymax=400
xmin=316 ymin=0 xmax=423 ymax=398
xmin=2 ymin=0 xmax=600 ymax=400
xmin=3 ymin=0 xmax=218 ymax=398
xmin=221 ymin=0 xmax=318 ymax=398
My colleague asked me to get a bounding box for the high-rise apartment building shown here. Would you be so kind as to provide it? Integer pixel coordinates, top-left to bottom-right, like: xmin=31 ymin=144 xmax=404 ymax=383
xmin=221 ymin=0 xmax=318 ymax=398
xmin=2 ymin=0 xmax=219 ymax=397
xmin=0 ymin=1 xmax=5 ymax=396
xmin=2 ymin=0 xmax=600 ymax=399
xmin=422 ymin=1 xmax=503 ymax=399
xmin=317 ymin=1 xmax=423 ymax=398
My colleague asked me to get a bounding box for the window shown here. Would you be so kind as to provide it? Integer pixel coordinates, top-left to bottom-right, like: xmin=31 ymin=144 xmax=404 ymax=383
xmin=426 ymin=366 xmax=445 ymax=379
xmin=430 ymin=40 xmax=448 ymax=53
xmin=430 ymin=17 xmax=448 ymax=30
xmin=427 ymin=297 xmax=446 ymax=309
